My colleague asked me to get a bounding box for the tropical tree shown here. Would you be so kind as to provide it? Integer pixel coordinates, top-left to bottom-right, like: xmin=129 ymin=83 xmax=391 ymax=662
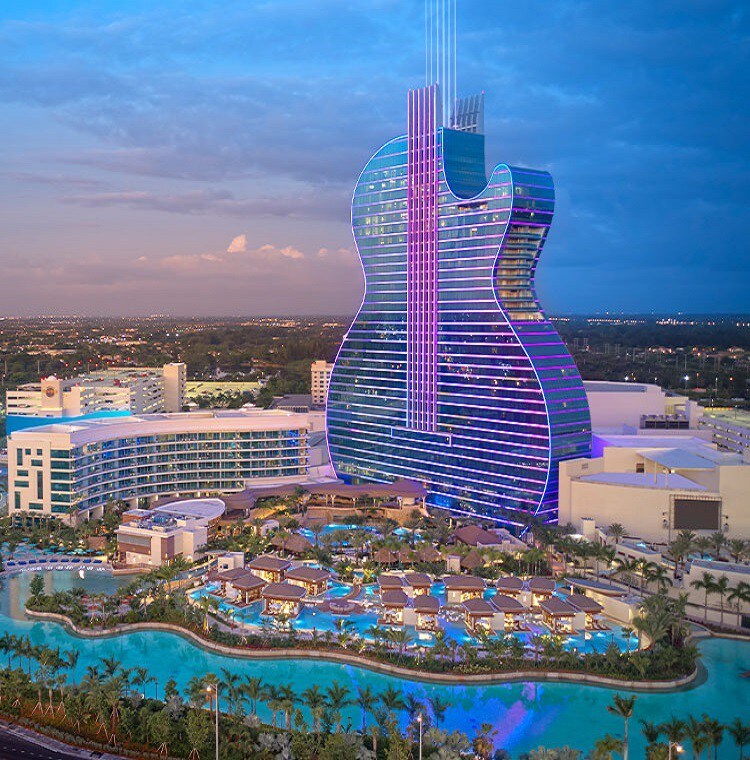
xmin=325 ymin=681 xmax=351 ymax=731
xmin=379 ymin=684 xmax=406 ymax=721
xmin=690 ymin=572 xmax=717 ymax=621
xmin=684 ymin=716 xmax=709 ymax=760
xmin=428 ymin=694 xmax=451 ymax=729
xmin=241 ymin=675 xmax=264 ymax=718
xmin=606 ymin=524 xmax=626 ymax=545
xmin=355 ymin=685 xmax=377 ymax=735
xmin=592 ymin=734 xmax=624 ymax=759
xmin=606 ymin=694 xmax=636 ymax=760
xmin=301 ymin=684 xmax=327 ymax=732
xmin=728 ymin=718 xmax=750 ymax=760
xmin=702 ymin=715 xmax=724 ymax=760
xmin=712 ymin=575 xmax=730 ymax=626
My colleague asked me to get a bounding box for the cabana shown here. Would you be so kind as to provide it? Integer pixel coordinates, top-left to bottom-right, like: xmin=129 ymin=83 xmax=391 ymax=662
xmin=378 ymin=574 xmax=406 ymax=591
xmin=495 ymin=576 xmax=524 ymax=597
xmin=415 ymin=545 xmax=443 ymax=564
xmin=404 ymin=572 xmax=432 ymax=597
xmin=261 ymin=582 xmax=306 ymax=618
xmin=565 ymin=593 xmax=604 ymax=630
xmin=284 ymin=566 xmax=331 ymax=596
xmin=246 ymin=555 xmax=292 ymax=583
xmin=231 ymin=573 xmax=266 ymax=605
xmin=411 ymin=594 xmax=440 ymax=631
xmin=379 ymin=589 xmax=409 ymax=626
xmin=270 ymin=533 xmax=313 ymax=557
xmin=373 ymin=548 xmax=400 ymax=565
xmin=539 ymin=597 xmax=577 ymax=634
xmin=462 ymin=598 xmax=496 ymax=634
xmin=216 ymin=567 xmax=252 ymax=596
xmin=490 ymin=594 xmax=528 ymax=632
xmin=443 ymin=575 xmax=486 ymax=605
xmin=528 ymin=577 xmax=557 ymax=607
xmin=460 ymin=550 xmax=484 ymax=572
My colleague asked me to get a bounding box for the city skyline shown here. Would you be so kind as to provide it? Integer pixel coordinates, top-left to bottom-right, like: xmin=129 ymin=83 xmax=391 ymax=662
xmin=1 ymin=1 xmax=748 ymax=316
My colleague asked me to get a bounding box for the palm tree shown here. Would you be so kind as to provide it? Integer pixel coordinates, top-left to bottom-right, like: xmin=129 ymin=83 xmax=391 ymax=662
xmin=606 ymin=523 xmax=626 ymax=544
xmin=702 ymin=715 xmax=724 ymax=760
xmin=220 ymin=669 xmax=243 ymax=717
xmin=428 ymin=694 xmax=451 ymax=729
xmin=713 ymin=575 xmax=730 ymax=626
xmin=690 ymin=572 xmax=717 ymax=621
xmin=241 ymin=676 xmax=264 ymax=718
xmin=641 ymin=719 xmax=661 ymax=754
xmin=301 ymin=684 xmax=326 ymax=732
xmin=708 ymin=531 xmax=726 ymax=560
xmin=660 ymin=717 xmax=687 ymax=754
xmin=278 ymin=683 xmax=296 ymax=730
xmin=63 ymin=649 xmax=79 ymax=682
xmin=728 ymin=718 xmax=750 ymax=759
xmin=685 ymin=716 xmax=708 ymax=759
xmin=727 ymin=539 xmax=749 ymax=564
xmin=325 ymin=681 xmax=351 ymax=731
xmin=99 ymin=655 xmax=121 ymax=679
xmin=593 ymin=734 xmax=624 ymax=759
xmin=379 ymin=684 xmax=406 ymax=720
xmin=728 ymin=583 xmax=750 ymax=627
xmin=607 ymin=694 xmax=636 ymax=760
xmin=355 ymin=685 xmax=377 ymax=734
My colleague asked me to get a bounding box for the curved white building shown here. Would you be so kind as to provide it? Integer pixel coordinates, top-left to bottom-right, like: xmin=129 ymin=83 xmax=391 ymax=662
xmin=8 ymin=409 xmax=309 ymax=522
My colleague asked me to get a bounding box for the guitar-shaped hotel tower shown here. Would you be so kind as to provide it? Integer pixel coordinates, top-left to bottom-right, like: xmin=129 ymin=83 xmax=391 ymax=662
xmin=327 ymin=0 xmax=591 ymax=528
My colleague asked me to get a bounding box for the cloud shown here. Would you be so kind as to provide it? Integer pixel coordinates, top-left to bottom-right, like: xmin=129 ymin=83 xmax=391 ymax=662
xmin=226 ymin=234 xmax=246 ymax=254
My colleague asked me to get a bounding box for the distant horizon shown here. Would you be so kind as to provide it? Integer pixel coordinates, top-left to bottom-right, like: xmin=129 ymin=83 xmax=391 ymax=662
xmin=1 ymin=311 xmax=749 ymax=320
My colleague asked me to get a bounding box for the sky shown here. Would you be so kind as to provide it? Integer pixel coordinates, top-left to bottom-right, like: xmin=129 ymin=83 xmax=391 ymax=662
xmin=0 ymin=0 xmax=748 ymax=317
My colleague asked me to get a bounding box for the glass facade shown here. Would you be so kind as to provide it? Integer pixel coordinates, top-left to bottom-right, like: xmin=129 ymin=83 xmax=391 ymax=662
xmin=327 ymin=86 xmax=591 ymax=529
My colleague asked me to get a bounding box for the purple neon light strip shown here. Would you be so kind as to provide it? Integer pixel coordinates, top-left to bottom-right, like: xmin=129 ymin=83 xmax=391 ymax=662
xmin=407 ymin=86 xmax=438 ymax=432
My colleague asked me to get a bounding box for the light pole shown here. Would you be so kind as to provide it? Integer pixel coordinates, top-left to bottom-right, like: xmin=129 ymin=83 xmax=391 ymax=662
xmin=669 ymin=741 xmax=684 ymax=759
xmin=417 ymin=712 xmax=423 ymax=760
xmin=207 ymin=684 xmax=220 ymax=760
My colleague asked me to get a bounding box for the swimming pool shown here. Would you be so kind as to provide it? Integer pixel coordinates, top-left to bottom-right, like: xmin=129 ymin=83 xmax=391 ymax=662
xmin=2 ymin=570 xmax=747 ymax=756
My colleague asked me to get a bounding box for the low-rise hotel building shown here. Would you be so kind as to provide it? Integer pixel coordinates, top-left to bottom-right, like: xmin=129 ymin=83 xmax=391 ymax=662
xmin=6 ymin=363 xmax=186 ymax=434
xmin=116 ymin=497 xmax=224 ymax=567
xmin=8 ymin=409 xmax=310 ymax=522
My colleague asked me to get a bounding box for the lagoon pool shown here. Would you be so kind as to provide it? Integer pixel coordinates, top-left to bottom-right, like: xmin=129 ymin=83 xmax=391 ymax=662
xmin=2 ymin=570 xmax=747 ymax=757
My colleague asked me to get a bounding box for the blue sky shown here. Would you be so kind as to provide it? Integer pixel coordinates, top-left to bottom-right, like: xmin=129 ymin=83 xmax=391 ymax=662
xmin=0 ymin=0 xmax=747 ymax=316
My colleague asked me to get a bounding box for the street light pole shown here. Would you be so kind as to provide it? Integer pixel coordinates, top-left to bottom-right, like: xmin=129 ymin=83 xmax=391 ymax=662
xmin=669 ymin=741 xmax=684 ymax=759
xmin=207 ymin=684 xmax=220 ymax=760
xmin=417 ymin=713 xmax=423 ymax=760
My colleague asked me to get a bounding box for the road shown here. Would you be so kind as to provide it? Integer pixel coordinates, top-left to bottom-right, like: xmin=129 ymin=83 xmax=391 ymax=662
xmin=0 ymin=724 xmax=118 ymax=760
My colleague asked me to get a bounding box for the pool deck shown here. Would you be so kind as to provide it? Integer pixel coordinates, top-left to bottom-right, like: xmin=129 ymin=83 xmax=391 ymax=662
xmin=24 ymin=607 xmax=700 ymax=691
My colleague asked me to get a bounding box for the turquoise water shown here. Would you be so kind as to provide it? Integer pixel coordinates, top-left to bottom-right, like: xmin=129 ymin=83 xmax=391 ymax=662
xmin=1 ymin=570 xmax=747 ymax=757
xmin=191 ymin=581 xmax=633 ymax=654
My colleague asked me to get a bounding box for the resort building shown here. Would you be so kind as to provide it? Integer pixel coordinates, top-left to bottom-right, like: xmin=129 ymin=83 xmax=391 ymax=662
xmin=115 ymin=497 xmax=224 ymax=567
xmin=699 ymin=408 xmax=750 ymax=455
xmin=246 ymin=555 xmax=291 ymax=584
xmin=216 ymin=567 xmax=254 ymax=597
xmin=539 ymin=597 xmax=580 ymax=633
xmin=310 ymin=360 xmax=333 ymax=407
xmin=565 ymin=594 xmax=604 ymax=630
xmin=403 ymin=594 xmax=441 ymax=631
xmin=442 ymin=575 xmax=485 ymax=605
xmin=284 ymin=566 xmax=331 ymax=596
xmin=231 ymin=574 xmax=266 ymax=605
xmin=559 ymin=432 xmax=750 ymax=541
xmin=403 ymin=572 xmax=432 ymax=597
xmin=379 ymin=589 xmax=409 ymax=626
xmin=563 ymin=577 xmax=641 ymax=626
xmin=495 ymin=576 xmax=524 ymax=597
xmin=8 ymin=409 xmax=310 ymax=522
xmin=5 ymin=363 xmax=186 ymax=434
xmin=453 ymin=525 xmax=526 ymax=552
xmin=462 ymin=598 xmax=498 ymax=634
xmin=490 ymin=595 xmax=528 ymax=632
xmin=583 ymin=381 xmax=698 ymax=433
xmin=528 ymin=577 xmax=557 ymax=607
xmin=261 ymin=582 xmax=306 ymax=618
xmin=326 ymin=52 xmax=591 ymax=531
xmin=378 ymin=574 xmax=407 ymax=592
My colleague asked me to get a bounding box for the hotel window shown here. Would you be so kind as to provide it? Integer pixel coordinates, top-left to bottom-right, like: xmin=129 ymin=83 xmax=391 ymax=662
xmin=37 ymin=471 xmax=44 ymax=499
xmin=16 ymin=449 xmax=23 ymax=466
